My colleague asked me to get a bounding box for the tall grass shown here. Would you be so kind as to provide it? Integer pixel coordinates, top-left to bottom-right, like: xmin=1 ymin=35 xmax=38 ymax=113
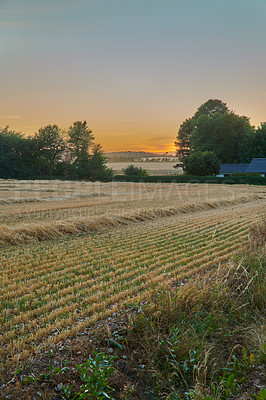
xmin=122 ymin=220 xmax=266 ymax=398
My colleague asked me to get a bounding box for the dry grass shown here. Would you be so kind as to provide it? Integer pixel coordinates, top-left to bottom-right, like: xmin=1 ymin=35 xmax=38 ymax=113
xmin=1 ymin=180 xmax=265 ymax=227
xmin=0 ymin=200 xmax=264 ymax=367
xmin=0 ymin=220 xmax=264 ymax=399
xmin=249 ymin=218 xmax=266 ymax=249
xmin=0 ymin=181 xmax=265 ymax=246
xmin=0 ymin=180 xmax=265 ymax=398
xmin=124 ymin=241 xmax=265 ymax=398
xmin=0 ymin=190 xmax=263 ymax=246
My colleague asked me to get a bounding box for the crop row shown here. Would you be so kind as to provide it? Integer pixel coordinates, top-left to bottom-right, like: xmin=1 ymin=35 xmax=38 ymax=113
xmin=0 ymin=215 xmax=253 ymax=301
xmin=0 ymin=204 xmax=264 ymax=361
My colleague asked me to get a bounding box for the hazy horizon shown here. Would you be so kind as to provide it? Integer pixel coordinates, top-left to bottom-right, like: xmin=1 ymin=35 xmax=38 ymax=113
xmin=1 ymin=0 xmax=266 ymax=152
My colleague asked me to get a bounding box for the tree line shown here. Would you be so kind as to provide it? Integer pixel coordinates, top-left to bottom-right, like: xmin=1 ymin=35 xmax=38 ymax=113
xmin=175 ymin=99 xmax=266 ymax=175
xmin=0 ymin=121 xmax=114 ymax=180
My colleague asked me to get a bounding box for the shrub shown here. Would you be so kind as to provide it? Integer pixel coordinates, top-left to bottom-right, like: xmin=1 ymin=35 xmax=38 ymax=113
xmin=123 ymin=164 xmax=148 ymax=176
xmin=182 ymin=151 xmax=221 ymax=176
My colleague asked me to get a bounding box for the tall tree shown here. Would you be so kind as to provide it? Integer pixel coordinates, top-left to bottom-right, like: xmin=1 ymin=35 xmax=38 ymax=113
xmin=194 ymin=99 xmax=229 ymax=118
xmin=174 ymin=118 xmax=193 ymax=158
xmin=175 ymin=99 xmax=229 ymax=159
xmin=88 ymin=144 xmax=114 ymax=181
xmin=190 ymin=113 xmax=236 ymax=163
xmin=0 ymin=126 xmax=33 ymax=178
xmin=0 ymin=123 xmax=114 ymax=181
xmin=175 ymin=99 xmax=253 ymax=163
xmin=34 ymin=124 xmax=66 ymax=175
xmin=248 ymin=123 xmax=266 ymax=159
xmin=68 ymin=121 xmax=94 ymax=166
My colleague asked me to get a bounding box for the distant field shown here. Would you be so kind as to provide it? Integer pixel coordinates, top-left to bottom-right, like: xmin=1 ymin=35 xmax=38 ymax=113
xmin=0 ymin=179 xmax=265 ymax=367
xmin=107 ymin=161 xmax=181 ymax=174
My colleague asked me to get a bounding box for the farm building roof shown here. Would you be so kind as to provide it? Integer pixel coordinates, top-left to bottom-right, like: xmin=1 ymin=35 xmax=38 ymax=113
xmin=219 ymin=163 xmax=249 ymax=174
xmin=246 ymin=158 xmax=266 ymax=173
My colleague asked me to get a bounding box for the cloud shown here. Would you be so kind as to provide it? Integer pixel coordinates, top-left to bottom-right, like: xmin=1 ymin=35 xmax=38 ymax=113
xmin=123 ymin=143 xmax=175 ymax=152
xmin=148 ymin=136 xmax=174 ymax=142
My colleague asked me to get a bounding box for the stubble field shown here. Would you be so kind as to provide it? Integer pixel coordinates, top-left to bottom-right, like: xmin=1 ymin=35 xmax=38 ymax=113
xmin=106 ymin=161 xmax=181 ymax=175
xmin=0 ymin=179 xmax=265 ymax=369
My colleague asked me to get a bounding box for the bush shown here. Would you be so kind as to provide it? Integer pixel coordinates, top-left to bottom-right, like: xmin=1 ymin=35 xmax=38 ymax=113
xmin=123 ymin=164 xmax=148 ymax=176
xmin=182 ymin=151 xmax=221 ymax=176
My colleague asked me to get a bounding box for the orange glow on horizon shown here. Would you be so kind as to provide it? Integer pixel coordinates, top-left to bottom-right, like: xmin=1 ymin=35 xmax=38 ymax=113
xmin=4 ymin=117 xmax=179 ymax=155
xmin=101 ymin=142 xmax=177 ymax=154
xmin=103 ymin=145 xmax=176 ymax=154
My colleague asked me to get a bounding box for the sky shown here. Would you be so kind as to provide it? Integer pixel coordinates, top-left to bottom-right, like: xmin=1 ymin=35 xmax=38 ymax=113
xmin=1 ymin=0 xmax=266 ymax=153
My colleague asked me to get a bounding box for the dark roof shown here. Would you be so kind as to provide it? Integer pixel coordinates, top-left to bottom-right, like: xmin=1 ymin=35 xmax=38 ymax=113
xmin=246 ymin=158 xmax=266 ymax=173
xmin=219 ymin=163 xmax=249 ymax=174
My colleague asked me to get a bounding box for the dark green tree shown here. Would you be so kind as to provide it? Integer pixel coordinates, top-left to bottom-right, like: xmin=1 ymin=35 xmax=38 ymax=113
xmin=0 ymin=126 xmax=34 ymax=178
xmin=175 ymin=99 xmax=253 ymax=163
xmin=88 ymin=144 xmax=114 ymax=181
xmin=68 ymin=121 xmax=94 ymax=166
xmin=248 ymin=123 xmax=266 ymax=159
xmin=33 ymin=124 xmax=66 ymax=175
xmin=175 ymin=99 xmax=229 ymax=158
xmin=0 ymin=123 xmax=114 ymax=181
xmin=182 ymin=151 xmax=221 ymax=176
xmin=194 ymin=99 xmax=229 ymax=118
xmin=229 ymin=114 xmax=254 ymax=162
xmin=190 ymin=113 xmax=238 ymax=163
xmin=174 ymin=118 xmax=193 ymax=158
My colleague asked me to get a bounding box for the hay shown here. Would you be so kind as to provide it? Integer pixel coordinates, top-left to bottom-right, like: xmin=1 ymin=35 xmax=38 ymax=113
xmin=0 ymin=194 xmax=260 ymax=247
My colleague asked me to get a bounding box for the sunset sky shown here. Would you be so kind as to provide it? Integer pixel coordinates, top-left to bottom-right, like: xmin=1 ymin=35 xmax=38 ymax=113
xmin=1 ymin=0 xmax=266 ymax=152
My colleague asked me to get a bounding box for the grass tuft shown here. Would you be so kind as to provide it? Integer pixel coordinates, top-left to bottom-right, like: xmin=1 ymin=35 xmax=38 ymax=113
xmin=122 ymin=221 xmax=266 ymax=398
xmin=249 ymin=218 xmax=266 ymax=249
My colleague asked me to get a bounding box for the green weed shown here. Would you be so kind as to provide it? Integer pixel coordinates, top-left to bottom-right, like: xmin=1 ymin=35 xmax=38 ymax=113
xmin=61 ymin=351 xmax=116 ymax=400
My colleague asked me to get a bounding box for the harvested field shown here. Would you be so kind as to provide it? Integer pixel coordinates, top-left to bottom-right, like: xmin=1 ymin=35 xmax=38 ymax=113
xmin=0 ymin=179 xmax=265 ymax=376
xmin=0 ymin=179 xmax=265 ymax=227
xmin=107 ymin=161 xmax=181 ymax=175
